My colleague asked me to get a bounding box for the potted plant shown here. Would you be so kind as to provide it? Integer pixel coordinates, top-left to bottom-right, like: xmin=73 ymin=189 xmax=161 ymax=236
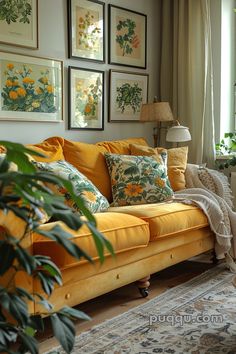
xmin=0 ymin=141 xmax=113 ymax=354
xmin=215 ymin=132 xmax=236 ymax=169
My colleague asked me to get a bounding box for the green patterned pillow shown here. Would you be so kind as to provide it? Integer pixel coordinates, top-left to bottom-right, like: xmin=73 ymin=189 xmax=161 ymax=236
xmin=104 ymin=153 xmax=173 ymax=206
xmin=34 ymin=160 xmax=109 ymax=213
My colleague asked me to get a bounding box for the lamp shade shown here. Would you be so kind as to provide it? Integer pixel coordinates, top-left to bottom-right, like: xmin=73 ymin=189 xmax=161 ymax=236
xmin=140 ymin=102 xmax=174 ymax=122
xmin=166 ymin=125 xmax=191 ymax=142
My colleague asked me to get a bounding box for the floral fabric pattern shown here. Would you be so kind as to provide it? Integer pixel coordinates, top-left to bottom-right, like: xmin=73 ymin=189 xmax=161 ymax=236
xmin=104 ymin=153 xmax=173 ymax=206
xmin=35 ymin=160 xmax=109 ymax=214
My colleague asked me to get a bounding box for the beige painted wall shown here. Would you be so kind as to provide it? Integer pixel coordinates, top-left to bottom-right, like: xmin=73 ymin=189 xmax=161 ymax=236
xmin=0 ymin=0 xmax=161 ymax=145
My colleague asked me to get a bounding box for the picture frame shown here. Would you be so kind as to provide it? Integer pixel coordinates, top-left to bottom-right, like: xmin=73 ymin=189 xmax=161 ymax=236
xmin=0 ymin=51 xmax=63 ymax=122
xmin=68 ymin=0 xmax=105 ymax=63
xmin=108 ymin=4 xmax=147 ymax=69
xmin=0 ymin=0 xmax=38 ymax=49
xmin=109 ymin=70 xmax=148 ymax=122
xmin=68 ymin=66 xmax=104 ymax=130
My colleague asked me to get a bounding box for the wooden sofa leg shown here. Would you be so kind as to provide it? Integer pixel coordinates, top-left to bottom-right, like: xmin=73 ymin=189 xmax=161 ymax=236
xmin=211 ymin=249 xmax=219 ymax=264
xmin=137 ymin=275 xmax=150 ymax=298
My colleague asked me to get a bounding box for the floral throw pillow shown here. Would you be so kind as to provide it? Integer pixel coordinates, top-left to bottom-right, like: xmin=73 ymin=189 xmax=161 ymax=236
xmin=34 ymin=160 xmax=109 ymax=213
xmin=104 ymin=153 xmax=173 ymax=206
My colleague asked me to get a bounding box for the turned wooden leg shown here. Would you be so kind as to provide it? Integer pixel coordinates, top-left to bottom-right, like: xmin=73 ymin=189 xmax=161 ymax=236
xmin=211 ymin=249 xmax=219 ymax=264
xmin=137 ymin=275 xmax=150 ymax=298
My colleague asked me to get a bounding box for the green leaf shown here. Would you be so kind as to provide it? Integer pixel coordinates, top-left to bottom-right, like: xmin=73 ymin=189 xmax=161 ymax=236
xmin=24 ymin=326 xmax=36 ymax=337
xmin=15 ymin=287 xmax=34 ymax=302
xmin=34 ymin=255 xmax=61 ymax=278
xmin=86 ymin=222 xmax=114 ymax=263
xmin=0 ymin=141 xmax=45 ymax=158
xmin=50 ymin=313 xmax=75 ymax=353
xmin=15 ymin=246 xmax=36 ymax=274
xmin=4 ymin=294 xmax=29 ymax=325
xmin=29 ymin=315 xmax=44 ymax=332
xmin=37 ymin=272 xmax=55 ymax=296
xmin=0 ymin=242 xmax=15 ymax=275
xmin=59 ymin=306 xmax=91 ymax=321
xmin=36 ymin=225 xmax=92 ymax=262
xmin=18 ymin=332 xmax=38 ymax=354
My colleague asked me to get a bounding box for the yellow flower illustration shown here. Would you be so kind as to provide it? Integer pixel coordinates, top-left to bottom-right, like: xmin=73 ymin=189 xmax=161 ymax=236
xmin=23 ymin=77 xmax=35 ymax=85
xmin=41 ymin=76 xmax=48 ymax=85
xmin=12 ymin=80 xmax=19 ymax=87
xmin=35 ymin=87 xmax=43 ymax=95
xmin=17 ymin=87 xmax=26 ymax=97
xmin=155 ymin=177 xmax=166 ymax=188
xmin=32 ymin=101 xmax=40 ymax=108
xmin=47 ymin=85 xmax=54 ymax=93
xmin=82 ymin=191 xmax=97 ymax=202
xmin=5 ymin=80 xmax=13 ymax=87
xmin=88 ymin=95 xmax=94 ymax=104
xmin=84 ymin=104 xmax=91 ymax=114
xmin=124 ymin=183 xmax=143 ymax=197
xmin=9 ymin=91 xmax=18 ymax=100
xmin=7 ymin=63 xmax=14 ymax=70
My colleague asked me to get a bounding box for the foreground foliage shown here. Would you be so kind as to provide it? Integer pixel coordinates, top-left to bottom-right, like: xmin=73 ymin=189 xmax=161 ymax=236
xmin=0 ymin=141 xmax=113 ymax=354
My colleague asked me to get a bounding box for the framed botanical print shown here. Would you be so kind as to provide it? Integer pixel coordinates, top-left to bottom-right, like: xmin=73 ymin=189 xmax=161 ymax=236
xmin=0 ymin=0 xmax=38 ymax=49
xmin=108 ymin=5 xmax=147 ymax=68
xmin=68 ymin=66 xmax=104 ymax=130
xmin=0 ymin=51 xmax=63 ymax=122
xmin=68 ymin=0 xmax=105 ymax=62
xmin=109 ymin=70 xmax=148 ymax=122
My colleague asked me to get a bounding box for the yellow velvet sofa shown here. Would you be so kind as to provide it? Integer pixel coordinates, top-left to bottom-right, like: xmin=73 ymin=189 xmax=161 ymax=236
xmin=1 ymin=136 xmax=215 ymax=315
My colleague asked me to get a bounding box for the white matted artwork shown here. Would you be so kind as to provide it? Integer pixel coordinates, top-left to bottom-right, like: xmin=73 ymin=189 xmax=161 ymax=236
xmin=0 ymin=51 xmax=63 ymax=122
xmin=68 ymin=66 xmax=104 ymax=130
xmin=68 ymin=0 xmax=105 ymax=62
xmin=0 ymin=0 xmax=38 ymax=49
xmin=109 ymin=70 xmax=148 ymax=122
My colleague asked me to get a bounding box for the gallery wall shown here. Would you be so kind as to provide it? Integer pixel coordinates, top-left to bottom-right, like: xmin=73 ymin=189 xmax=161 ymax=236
xmin=0 ymin=0 xmax=161 ymax=145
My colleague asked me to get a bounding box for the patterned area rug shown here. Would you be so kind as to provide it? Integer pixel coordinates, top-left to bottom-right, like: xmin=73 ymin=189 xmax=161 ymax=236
xmin=48 ymin=264 xmax=236 ymax=354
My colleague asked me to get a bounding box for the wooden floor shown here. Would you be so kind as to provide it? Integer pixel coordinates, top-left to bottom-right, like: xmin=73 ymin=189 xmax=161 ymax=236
xmin=39 ymin=254 xmax=214 ymax=353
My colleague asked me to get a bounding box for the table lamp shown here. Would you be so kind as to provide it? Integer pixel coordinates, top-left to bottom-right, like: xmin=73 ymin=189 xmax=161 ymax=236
xmin=166 ymin=120 xmax=191 ymax=146
xmin=140 ymin=101 xmax=174 ymax=147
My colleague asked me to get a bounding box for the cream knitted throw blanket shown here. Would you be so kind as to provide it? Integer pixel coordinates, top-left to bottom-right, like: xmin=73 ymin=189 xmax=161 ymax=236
xmin=174 ymin=164 xmax=236 ymax=271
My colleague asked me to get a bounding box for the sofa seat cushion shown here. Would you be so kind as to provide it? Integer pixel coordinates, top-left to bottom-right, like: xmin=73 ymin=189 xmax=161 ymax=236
xmin=108 ymin=202 xmax=209 ymax=241
xmin=33 ymin=212 xmax=150 ymax=268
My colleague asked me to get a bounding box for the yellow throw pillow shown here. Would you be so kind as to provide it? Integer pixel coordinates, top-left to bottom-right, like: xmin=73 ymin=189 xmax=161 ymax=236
xmin=165 ymin=146 xmax=188 ymax=191
xmin=129 ymin=143 xmax=167 ymax=165
xmin=130 ymin=144 xmax=188 ymax=191
xmin=62 ymin=139 xmax=112 ymax=202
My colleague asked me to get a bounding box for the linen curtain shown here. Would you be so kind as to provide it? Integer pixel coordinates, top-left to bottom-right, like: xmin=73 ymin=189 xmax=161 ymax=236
xmin=160 ymin=0 xmax=215 ymax=167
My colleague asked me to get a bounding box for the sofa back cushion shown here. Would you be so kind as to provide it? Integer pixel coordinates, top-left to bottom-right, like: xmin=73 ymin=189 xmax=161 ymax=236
xmin=62 ymin=139 xmax=113 ymax=201
xmin=96 ymin=137 xmax=148 ymax=154
xmin=129 ymin=143 xmax=167 ymax=167
xmin=105 ymin=153 xmax=173 ymax=207
xmin=27 ymin=136 xmax=65 ymax=162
